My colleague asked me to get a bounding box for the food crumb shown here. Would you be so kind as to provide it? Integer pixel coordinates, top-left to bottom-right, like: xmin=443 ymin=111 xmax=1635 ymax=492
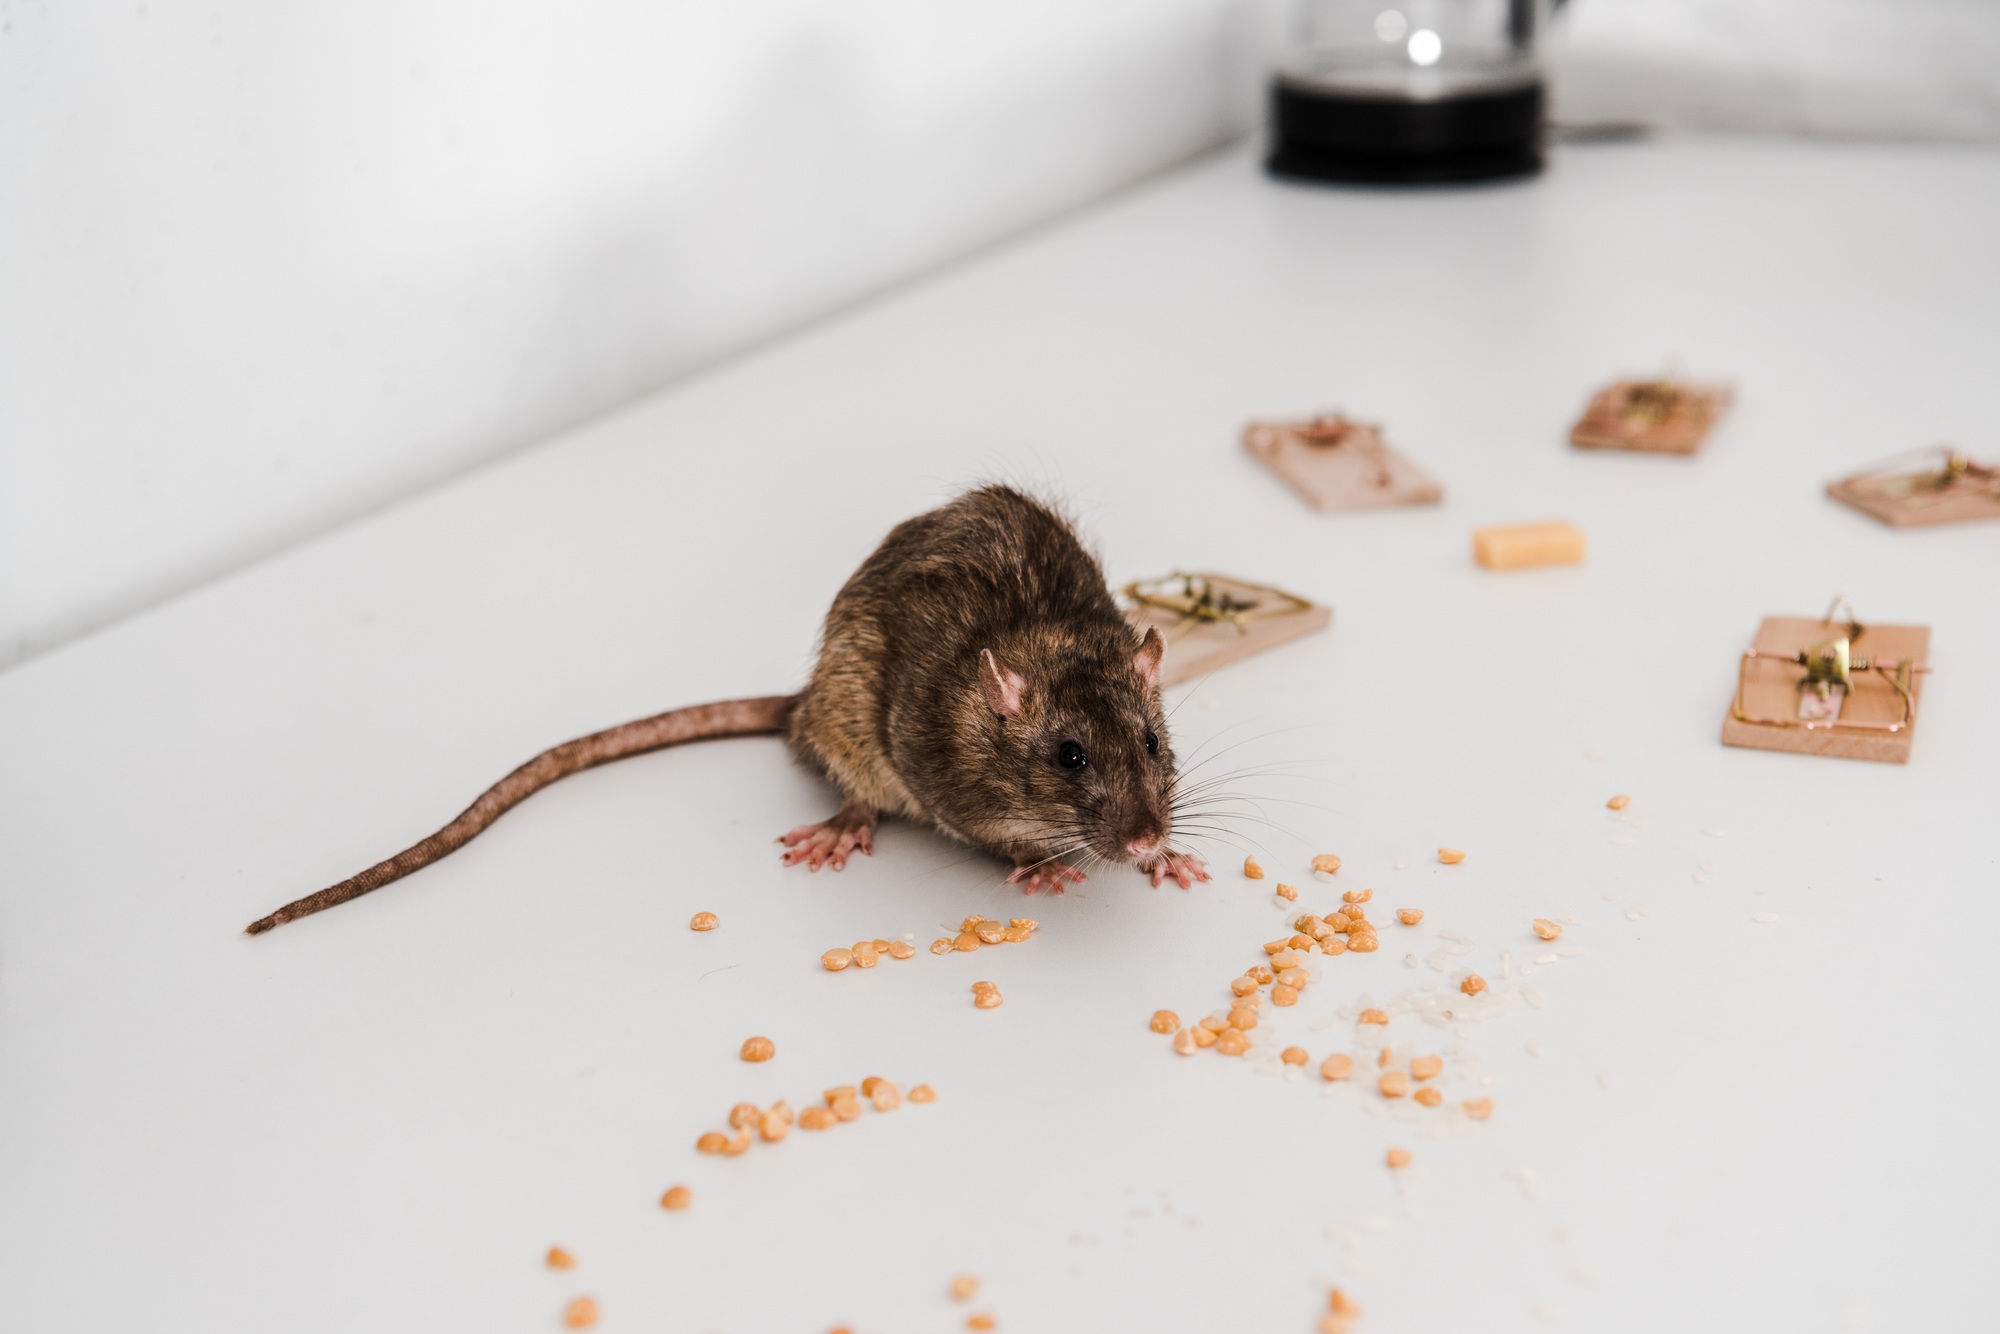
xmin=1244 ymin=856 xmax=1265 ymax=879
xmin=1275 ymin=882 xmax=1298 ymax=901
xmin=967 ymin=1316 xmax=996 ymax=1331
xmin=690 ymin=911 xmax=719 ymax=931
xmin=1320 ymin=1053 xmax=1354 ymax=1081
xmin=1410 ymin=1054 xmax=1443 ymax=1080
xmin=1396 ymin=908 xmax=1424 ymax=925
xmin=1414 ymin=1086 xmax=1442 ymax=1107
xmin=1606 ymin=794 xmax=1630 ymax=810
xmin=798 ymin=1106 xmax=835 ymax=1130
xmin=1460 ymin=974 xmax=1488 ymax=997
xmin=1312 ymin=854 xmax=1342 ymax=876
xmin=659 ymin=1185 xmax=692 ymax=1211
xmin=1462 ymin=1097 xmax=1494 ymax=1119
xmin=1343 ymin=888 xmax=1373 ymax=904
xmin=740 ymin=1036 xmax=775 ymax=1062
xmin=1281 ymin=1046 xmax=1309 ymax=1066
xmin=1531 ymin=918 xmax=1563 ymax=941
xmin=1172 ymin=1027 xmax=1197 ymax=1056
xmin=1379 ymin=1071 xmax=1411 ymax=1098
xmin=1149 ymin=1009 xmax=1179 ymax=1034
xmin=696 ymin=1131 xmax=728 ymax=1154
xmin=1437 ymin=848 xmax=1466 ymax=865
xmin=563 ymin=1296 xmax=599 ymax=1328
xmin=951 ymin=1275 xmax=980 ymax=1301
xmin=931 ymin=938 xmax=954 ymax=955
xmin=546 ymin=1246 xmax=575 ymax=1269
xmin=822 ymin=948 xmax=853 ymax=972
xmin=1385 ymin=1146 xmax=1412 ymax=1169
xmin=908 ymin=1084 xmax=937 ymax=1103
xmin=972 ymin=982 xmax=1003 ymax=1009
xmin=1322 ymin=1286 xmax=1362 ymax=1332
xmin=1358 ymin=1008 xmax=1389 ymax=1025
xmin=889 ymin=940 xmax=916 ymax=960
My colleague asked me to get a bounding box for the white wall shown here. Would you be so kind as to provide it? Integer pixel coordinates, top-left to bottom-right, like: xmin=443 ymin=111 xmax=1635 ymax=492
xmin=0 ymin=0 xmax=1261 ymax=668
xmin=6 ymin=0 xmax=1996 ymax=673
xmin=1551 ymin=0 xmax=2000 ymax=141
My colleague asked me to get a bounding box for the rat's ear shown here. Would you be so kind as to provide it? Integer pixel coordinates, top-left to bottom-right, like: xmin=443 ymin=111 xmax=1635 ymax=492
xmin=979 ymin=649 xmax=1026 ymax=718
xmin=1133 ymin=625 xmax=1166 ymax=689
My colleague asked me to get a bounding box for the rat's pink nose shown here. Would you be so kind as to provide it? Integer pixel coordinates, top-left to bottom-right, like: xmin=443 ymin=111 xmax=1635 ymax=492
xmin=1126 ymin=835 xmax=1163 ymax=859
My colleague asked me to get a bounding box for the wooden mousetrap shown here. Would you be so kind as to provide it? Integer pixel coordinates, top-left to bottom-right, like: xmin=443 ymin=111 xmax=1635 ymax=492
xmin=1826 ymin=446 xmax=2000 ymax=528
xmin=1721 ymin=597 xmax=1931 ymax=765
xmin=1243 ymin=413 xmax=1443 ymax=513
xmin=1570 ymin=376 xmax=1733 ymax=455
xmin=1120 ymin=573 xmax=1331 ymax=687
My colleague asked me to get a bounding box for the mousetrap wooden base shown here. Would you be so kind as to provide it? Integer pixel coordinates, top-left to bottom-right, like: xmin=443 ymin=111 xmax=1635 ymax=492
xmin=1120 ymin=573 xmax=1330 ymax=687
xmin=1826 ymin=447 xmax=2000 ymax=528
xmin=1243 ymin=414 xmax=1442 ymax=513
xmin=1721 ymin=604 xmax=1930 ymax=765
xmin=1570 ymin=378 xmax=1733 ymax=455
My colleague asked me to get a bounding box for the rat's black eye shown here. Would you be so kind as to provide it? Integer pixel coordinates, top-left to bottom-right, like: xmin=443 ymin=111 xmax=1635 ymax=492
xmin=1057 ymin=741 xmax=1088 ymax=770
xmin=1144 ymin=729 xmax=1159 ymax=755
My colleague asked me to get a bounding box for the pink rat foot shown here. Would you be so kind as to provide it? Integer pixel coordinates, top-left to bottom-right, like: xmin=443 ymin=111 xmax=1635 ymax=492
xmin=1138 ymin=850 xmax=1210 ymax=890
xmin=1006 ymin=861 xmax=1088 ymax=896
xmin=778 ymin=805 xmax=875 ymax=872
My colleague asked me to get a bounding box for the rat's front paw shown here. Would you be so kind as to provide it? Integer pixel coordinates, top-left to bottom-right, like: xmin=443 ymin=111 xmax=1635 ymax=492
xmin=1138 ymin=850 xmax=1209 ymax=890
xmin=778 ymin=808 xmax=875 ymax=872
xmin=1007 ymin=861 xmax=1087 ymax=896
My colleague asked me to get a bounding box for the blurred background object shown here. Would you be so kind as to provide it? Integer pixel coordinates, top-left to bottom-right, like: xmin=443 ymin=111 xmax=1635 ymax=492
xmin=1269 ymin=0 xmax=1553 ymax=184
xmin=1 ymin=0 xmax=1996 ymax=672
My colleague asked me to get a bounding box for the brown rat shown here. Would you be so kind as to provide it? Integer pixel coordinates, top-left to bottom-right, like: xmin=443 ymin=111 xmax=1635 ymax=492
xmin=246 ymin=485 xmax=1208 ymax=935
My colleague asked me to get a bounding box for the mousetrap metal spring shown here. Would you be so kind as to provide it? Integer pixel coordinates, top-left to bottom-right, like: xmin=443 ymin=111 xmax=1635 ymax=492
xmin=1730 ymin=595 xmax=1930 ymax=734
xmin=1841 ymin=445 xmax=2000 ymax=511
xmin=1121 ymin=573 xmax=1317 ymax=638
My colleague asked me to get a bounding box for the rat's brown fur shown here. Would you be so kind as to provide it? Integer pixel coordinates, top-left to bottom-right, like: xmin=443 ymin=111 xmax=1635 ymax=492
xmin=787 ymin=485 xmax=1180 ymax=872
xmin=247 ymin=485 xmax=1195 ymax=935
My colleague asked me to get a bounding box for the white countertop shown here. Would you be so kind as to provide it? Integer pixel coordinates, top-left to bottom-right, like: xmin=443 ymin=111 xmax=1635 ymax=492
xmin=3 ymin=134 xmax=1997 ymax=1334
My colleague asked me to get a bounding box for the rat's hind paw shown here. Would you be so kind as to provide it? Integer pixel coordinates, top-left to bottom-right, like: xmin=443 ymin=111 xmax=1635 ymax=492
xmin=778 ymin=807 xmax=875 ymax=872
xmin=1138 ymin=850 xmax=1210 ymax=890
xmin=1006 ymin=861 xmax=1087 ymax=896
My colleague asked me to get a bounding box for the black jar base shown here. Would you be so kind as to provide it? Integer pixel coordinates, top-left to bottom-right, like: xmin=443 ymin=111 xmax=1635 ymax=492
xmin=1267 ymin=79 xmax=1545 ymax=186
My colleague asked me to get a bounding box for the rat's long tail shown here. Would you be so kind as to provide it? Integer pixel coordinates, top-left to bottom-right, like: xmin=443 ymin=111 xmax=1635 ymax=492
xmin=246 ymin=695 xmax=797 ymax=935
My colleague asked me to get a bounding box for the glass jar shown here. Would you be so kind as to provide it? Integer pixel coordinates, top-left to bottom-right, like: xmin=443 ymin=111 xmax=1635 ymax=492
xmin=1269 ymin=0 xmax=1554 ymax=184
